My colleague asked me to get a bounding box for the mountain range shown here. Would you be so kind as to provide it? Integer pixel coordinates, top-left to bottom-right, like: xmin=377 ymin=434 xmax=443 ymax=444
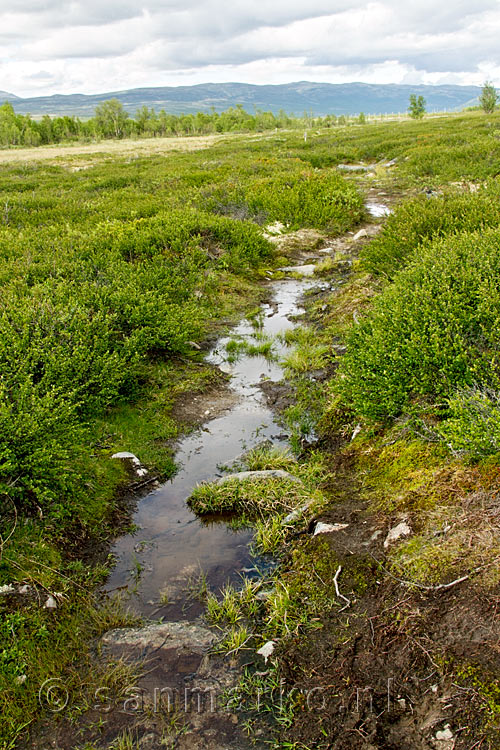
xmin=0 ymin=82 xmax=481 ymax=118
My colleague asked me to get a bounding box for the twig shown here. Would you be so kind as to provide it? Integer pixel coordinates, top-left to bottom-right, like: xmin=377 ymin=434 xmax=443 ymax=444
xmin=367 ymin=550 xmax=500 ymax=593
xmin=333 ymin=565 xmax=351 ymax=610
xmin=129 ymin=476 xmax=159 ymax=491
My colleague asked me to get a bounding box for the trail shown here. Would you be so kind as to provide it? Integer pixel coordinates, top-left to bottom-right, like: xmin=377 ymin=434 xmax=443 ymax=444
xmin=45 ymin=193 xmax=390 ymax=750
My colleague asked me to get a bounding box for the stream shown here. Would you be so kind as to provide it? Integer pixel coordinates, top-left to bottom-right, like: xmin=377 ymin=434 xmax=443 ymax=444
xmin=105 ymin=272 xmax=328 ymax=619
xmin=105 ymin=202 xmax=389 ymax=621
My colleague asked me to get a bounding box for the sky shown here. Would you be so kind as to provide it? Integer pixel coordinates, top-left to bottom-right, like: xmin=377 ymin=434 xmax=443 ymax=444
xmin=1 ymin=1 xmax=500 ymax=98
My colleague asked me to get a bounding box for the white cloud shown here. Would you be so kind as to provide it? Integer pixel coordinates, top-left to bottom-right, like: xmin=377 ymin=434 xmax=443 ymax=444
xmin=0 ymin=1 xmax=499 ymax=97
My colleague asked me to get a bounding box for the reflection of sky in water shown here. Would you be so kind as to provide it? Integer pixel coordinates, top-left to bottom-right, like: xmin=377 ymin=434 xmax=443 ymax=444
xmin=104 ymin=206 xmax=389 ymax=620
xmin=105 ymin=275 xmax=327 ymax=617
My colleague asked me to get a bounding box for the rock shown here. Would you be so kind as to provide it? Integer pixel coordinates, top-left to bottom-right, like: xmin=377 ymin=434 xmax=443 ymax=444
xmin=353 ymin=229 xmax=368 ymax=241
xmin=366 ymin=202 xmax=391 ymax=217
xmin=112 ymin=451 xmax=148 ymax=477
xmin=44 ymin=596 xmax=57 ymax=609
xmin=188 ymin=340 xmax=202 ymax=350
xmin=264 ymin=221 xmax=286 ymax=236
xmin=279 ymin=263 xmax=316 ymax=277
xmin=384 ymin=521 xmax=411 ymax=548
xmin=257 ymin=641 xmax=276 ymax=663
xmin=0 ymin=584 xmax=15 ymax=596
xmin=282 ymin=500 xmax=314 ymax=525
xmin=313 ymin=522 xmax=349 ymax=535
xmin=435 ymin=725 xmax=454 ymax=741
xmin=102 ymin=621 xmax=217 ymax=683
xmin=112 ymin=451 xmax=141 ymax=465
xmin=18 ymin=584 xmax=32 ymax=595
xmin=370 ymin=529 xmax=383 ymax=541
xmin=215 ymin=469 xmax=302 ymax=485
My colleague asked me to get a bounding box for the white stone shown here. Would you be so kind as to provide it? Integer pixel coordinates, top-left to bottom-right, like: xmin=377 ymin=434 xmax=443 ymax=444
xmin=435 ymin=725 xmax=454 ymax=741
xmin=279 ymin=263 xmax=316 ymax=277
xmin=44 ymin=596 xmax=57 ymax=609
xmin=384 ymin=522 xmax=411 ymax=548
xmin=257 ymin=641 xmax=276 ymax=663
xmin=264 ymin=222 xmax=286 ymax=236
xmin=0 ymin=584 xmax=15 ymax=595
xmin=112 ymin=451 xmax=140 ymax=462
xmin=353 ymin=229 xmax=368 ymax=241
xmin=313 ymin=522 xmax=349 ymax=535
xmin=18 ymin=585 xmax=31 ymax=595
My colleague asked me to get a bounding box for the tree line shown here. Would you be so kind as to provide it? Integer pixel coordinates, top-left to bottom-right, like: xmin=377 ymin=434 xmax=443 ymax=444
xmin=0 ymin=99 xmax=343 ymax=147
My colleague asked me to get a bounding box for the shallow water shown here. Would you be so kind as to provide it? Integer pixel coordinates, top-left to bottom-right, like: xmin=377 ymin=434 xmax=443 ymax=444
xmin=105 ymin=200 xmax=390 ymax=620
xmin=366 ymin=201 xmax=392 ymax=217
xmin=105 ymin=275 xmax=328 ymax=618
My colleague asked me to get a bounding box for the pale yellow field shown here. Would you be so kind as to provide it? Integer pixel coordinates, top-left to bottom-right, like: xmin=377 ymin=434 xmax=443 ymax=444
xmin=0 ymin=133 xmax=227 ymax=164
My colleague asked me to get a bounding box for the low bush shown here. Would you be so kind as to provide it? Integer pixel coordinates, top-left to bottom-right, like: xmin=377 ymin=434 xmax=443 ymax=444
xmin=207 ymin=167 xmax=364 ymax=232
xmin=361 ymin=182 xmax=500 ymax=279
xmin=439 ymin=386 xmax=500 ymax=459
xmin=338 ymin=227 xmax=500 ymax=421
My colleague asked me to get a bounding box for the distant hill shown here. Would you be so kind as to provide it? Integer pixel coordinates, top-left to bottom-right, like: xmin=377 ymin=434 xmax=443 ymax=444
xmin=1 ymin=82 xmax=481 ymax=118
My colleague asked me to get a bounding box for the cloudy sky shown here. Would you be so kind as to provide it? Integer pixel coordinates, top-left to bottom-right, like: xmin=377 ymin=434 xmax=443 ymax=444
xmin=1 ymin=1 xmax=500 ymax=97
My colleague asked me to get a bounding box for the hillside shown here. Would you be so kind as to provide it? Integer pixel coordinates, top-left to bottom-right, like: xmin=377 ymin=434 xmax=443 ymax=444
xmin=1 ymin=81 xmax=481 ymax=117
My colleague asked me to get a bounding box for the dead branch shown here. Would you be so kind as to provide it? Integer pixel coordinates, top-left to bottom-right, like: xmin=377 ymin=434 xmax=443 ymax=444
xmin=334 ymin=565 xmax=351 ymax=610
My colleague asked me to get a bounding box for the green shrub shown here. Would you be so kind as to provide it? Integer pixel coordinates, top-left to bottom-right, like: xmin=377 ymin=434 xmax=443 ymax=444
xmin=361 ymin=182 xmax=500 ymax=279
xmin=208 ymin=167 xmax=364 ymax=232
xmin=338 ymin=227 xmax=500 ymax=421
xmin=439 ymin=386 xmax=500 ymax=458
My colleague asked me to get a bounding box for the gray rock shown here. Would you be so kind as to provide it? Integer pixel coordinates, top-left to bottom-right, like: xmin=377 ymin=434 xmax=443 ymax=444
xmin=279 ymin=263 xmax=316 ymax=277
xmin=435 ymin=725 xmax=454 ymax=742
xmin=353 ymin=229 xmax=368 ymax=241
xmin=313 ymin=522 xmax=349 ymax=535
xmin=102 ymin=621 xmax=216 ymax=655
xmin=338 ymin=164 xmax=370 ymax=172
xmin=112 ymin=451 xmax=140 ymax=463
xmin=384 ymin=521 xmax=411 ymax=548
xmin=282 ymin=499 xmax=315 ymax=525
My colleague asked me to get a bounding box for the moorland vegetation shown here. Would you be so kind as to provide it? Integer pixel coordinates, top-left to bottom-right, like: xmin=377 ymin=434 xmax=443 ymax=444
xmin=1 ymin=107 xmax=500 ymax=748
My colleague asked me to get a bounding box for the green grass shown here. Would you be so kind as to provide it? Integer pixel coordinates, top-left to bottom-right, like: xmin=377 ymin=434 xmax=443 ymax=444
xmin=6 ymin=106 xmax=500 ymax=749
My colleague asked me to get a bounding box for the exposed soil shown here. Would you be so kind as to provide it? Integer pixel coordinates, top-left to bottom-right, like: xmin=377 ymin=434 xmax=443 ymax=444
xmin=170 ymin=373 xmax=238 ymax=431
xmin=277 ymin=461 xmax=500 ymax=749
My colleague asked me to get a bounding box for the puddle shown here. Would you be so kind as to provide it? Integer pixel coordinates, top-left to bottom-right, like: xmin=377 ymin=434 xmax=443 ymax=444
xmin=104 ymin=196 xmax=391 ymax=618
xmin=337 ymin=163 xmax=371 ymax=172
xmin=366 ymin=201 xmax=392 ymax=217
xmin=105 ymin=275 xmax=328 ymax=618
